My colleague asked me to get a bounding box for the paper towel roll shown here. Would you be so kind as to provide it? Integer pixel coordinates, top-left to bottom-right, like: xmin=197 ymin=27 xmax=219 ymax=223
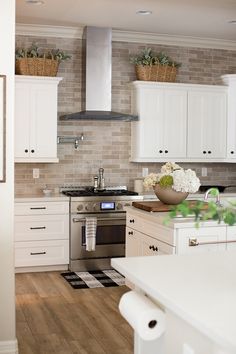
xmin=119 ymin=291 xmax=166 ymax=341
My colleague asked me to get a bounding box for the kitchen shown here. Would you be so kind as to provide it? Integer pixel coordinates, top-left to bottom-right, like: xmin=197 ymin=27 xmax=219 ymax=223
xmin=2 ymin=0 xmax=236 ymax=354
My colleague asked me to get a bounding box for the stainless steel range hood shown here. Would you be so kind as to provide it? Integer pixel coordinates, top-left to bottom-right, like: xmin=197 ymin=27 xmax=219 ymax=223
xmin=60 ymin=26 xmax=138 ymax=121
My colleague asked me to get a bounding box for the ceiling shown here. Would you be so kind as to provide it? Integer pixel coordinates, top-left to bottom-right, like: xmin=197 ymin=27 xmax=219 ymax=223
xmin=16 ymin=0 xmax=236 ymax=41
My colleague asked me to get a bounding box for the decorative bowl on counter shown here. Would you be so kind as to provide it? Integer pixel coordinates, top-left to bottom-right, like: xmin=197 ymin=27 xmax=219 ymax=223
xmin=153 ymin=184 xmax=188 ymax=205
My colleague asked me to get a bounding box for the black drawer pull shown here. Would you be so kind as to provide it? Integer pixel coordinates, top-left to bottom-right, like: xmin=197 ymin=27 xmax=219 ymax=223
xmin=30 ymin=251 xmax=46 ymax=256
xmin=128 ymin=231 xmax=133 ymax=235
xmin=30 ymin=226 xmax=46 ymax=230
xmin=208 ymin=151 xmax=212 ymax=154
xmin=164 ymin=150 xmax=168 ymax=153
xmin=231 ymin=151 xmax=234 ymax=154
xmin=30 ymin=207 xmax=46 ymax=210
xmin=31 ymin=149 xmax=35 ymax=153
xmin=24 ymin=149 xmax=28 ymax=153
xmin=159 ymin=150 xmax=163 ymax=153
xmin=203 ymin=151 xmax=206 ymax=154
xmin=129 ymin=219 xmax=135 ymax=223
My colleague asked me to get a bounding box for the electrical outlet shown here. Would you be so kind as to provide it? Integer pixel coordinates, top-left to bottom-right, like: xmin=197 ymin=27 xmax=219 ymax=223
xmin=201 ymin=167 xmax=207 ymax=177
xmin=183 ymin=343 xmax=195 ymax=354
xmin=33 ymin=168 xmax=40 ymax=179
xmin=142 ymin=168 xmax=149 ymax=177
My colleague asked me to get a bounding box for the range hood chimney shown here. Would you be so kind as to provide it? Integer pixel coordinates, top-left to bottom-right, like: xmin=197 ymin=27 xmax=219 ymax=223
xmin=60 ymin=26 xmax=138 ymax=121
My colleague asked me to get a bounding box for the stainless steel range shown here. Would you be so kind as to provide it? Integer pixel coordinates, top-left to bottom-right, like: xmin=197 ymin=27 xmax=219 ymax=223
xmin=62 ymin=186 xmax=143 ymax=271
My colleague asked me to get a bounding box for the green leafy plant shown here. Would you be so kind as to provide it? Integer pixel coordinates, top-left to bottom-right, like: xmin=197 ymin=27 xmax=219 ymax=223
xmin=165 ymin=188 xmax=236 ymax=227
xmin=15 ymin=43 xmax=71 ymax=62
xmin=130 ymin=47 xmax=181 ymax=67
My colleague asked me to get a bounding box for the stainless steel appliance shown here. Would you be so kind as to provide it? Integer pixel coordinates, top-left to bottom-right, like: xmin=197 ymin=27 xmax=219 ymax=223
xmin=62 ymin=186 xmax=143 ymax=271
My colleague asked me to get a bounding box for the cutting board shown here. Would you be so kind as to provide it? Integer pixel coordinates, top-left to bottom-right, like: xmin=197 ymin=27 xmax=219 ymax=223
xmin=132 ymin=200 xmax=209 ymax=212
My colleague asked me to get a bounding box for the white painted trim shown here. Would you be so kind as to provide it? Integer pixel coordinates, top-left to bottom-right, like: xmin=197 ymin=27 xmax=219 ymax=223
xmin=16 ymin=23 xmax=83 ymax=39
xmin=16 ymin=23 xmax=236 ymax=51
xmin=0 ymin=340 xmax=18 ymax=354
xmin=15 ymin=264 xmax=68 ymax=273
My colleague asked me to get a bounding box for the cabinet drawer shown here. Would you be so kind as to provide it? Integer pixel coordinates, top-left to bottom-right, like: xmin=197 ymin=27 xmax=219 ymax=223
xmin=144 ymin=220 xmax=174 ymax=245
xmin=15 ymin=240 xmax=69 ymax=267
xmin=141 ymin=234 xmax=175 ymax=256
xmin=14 ymin=214 xmax=69 ymax=241
xmin=126 ymin=227 xmax=142 ymax=257
xmin=177 ymin=226 xmax=227 ymax=254
xmin=15 ymin=201 xmax=69 ymax=215
xmin=126 ymin=212 xmax=142 ymax=231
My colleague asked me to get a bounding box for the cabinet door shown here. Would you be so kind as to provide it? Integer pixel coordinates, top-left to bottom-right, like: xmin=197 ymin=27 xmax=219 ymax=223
xmin=15 ymin=76 xmax=61 ymax=162
xmin=177 ymin=226 xmax=226 ymax=254
xmin=226 ymin=226 xmax=236 ymax=250
xmin=126 ymin=227 xmax=142 ymax=257
xmin=131 ymin=84 xmax=187 ymax=160
xmin=30 ymin=83 xmax=58 ymax=159
xmin=15 ymin=83 xmax=31 ymax=159
xmin=141 ymin=234 xmax=175 ymax=256
xmin=162 ymin=88 xmax=187 ymax=158
xmin=187 ymin=90 xmax=227 ymax=159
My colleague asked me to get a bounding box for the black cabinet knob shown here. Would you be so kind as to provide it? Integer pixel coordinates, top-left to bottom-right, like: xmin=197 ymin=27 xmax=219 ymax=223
xmin=203 ymin=151 xmax=206 ymax=154
xmin=31 ymin=149 xmax=35 ymax=153
xmin=208 ymin=151 xmax=212 ymax=154
xmin=128 ymin=231 xmax=133 ymax=235
xmin=129 ymin=219 xmax=135 ymax=223
xmin=159 ymin=150 xmax=163 ymax=153
xmin=164 ymin=150 xmax=168 ymax=153
xmin=24 ymin=149 xmax=28 ymax=153
xmin=149 ymin=245 xmax=152 ymax=249
xmin=231 ymin=151 xmax=234 ymax=154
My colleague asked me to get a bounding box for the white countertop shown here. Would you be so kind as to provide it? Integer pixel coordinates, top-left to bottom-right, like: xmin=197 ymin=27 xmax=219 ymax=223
xmin=112 ymin=251 xmax=236 ymax=352
xmin=15 ymin=193 xmax=69 ymax=202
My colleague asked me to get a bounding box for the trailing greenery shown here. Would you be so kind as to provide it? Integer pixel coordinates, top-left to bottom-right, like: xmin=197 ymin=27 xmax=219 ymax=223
xmin=15 ymin=43 xmax=71 ymax=61
xmin=159 ymin=175 xmax=174 ymax=188
xmin=165 ymin=188 xmax=236 ymax=227
xmin=130 ymin=47 xmax=181 ymax=67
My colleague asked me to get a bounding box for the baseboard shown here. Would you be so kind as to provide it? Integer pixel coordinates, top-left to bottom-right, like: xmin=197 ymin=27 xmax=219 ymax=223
xmin=0 ymin=339 xmax=18 ymax=354
xmin=15 ymin=264 xmax=68 ymax=273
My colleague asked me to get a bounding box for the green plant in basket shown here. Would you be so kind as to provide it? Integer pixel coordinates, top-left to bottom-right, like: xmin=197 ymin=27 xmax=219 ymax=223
xmin=130 ymin=47 xmax=181 ymax=68
xmin=15 ymin=43 xmax=71 ymax=62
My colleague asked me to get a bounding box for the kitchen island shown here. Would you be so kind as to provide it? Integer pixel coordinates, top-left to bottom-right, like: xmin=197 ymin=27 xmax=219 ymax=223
xmin=125 ymin=205 xmax=236 ymax=256
xmin=112 ymin=251 xmax=236 ymax=354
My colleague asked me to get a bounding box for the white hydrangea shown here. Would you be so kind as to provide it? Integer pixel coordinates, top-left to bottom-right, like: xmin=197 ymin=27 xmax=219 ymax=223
xmin=161 ymin=162 xmax=182 ymax=174
xmin=143 ymin=173 xmax=159 ymax=190
xmin=172 ymin=169 xmax=201 ymax=193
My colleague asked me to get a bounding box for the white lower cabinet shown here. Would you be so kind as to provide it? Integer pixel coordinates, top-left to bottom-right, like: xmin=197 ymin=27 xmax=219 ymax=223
xmin=126 ymin=209 xmax=231 ymax=258
xmin=15 ymin=240 xmax=69 ymax=267
xmin=14 ymin=200 xmax=69 ymax=269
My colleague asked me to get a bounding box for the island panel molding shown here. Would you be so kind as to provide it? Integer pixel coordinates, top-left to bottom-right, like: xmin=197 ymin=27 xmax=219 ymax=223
xmin=0 ymin=75 xmax=6 ymax=182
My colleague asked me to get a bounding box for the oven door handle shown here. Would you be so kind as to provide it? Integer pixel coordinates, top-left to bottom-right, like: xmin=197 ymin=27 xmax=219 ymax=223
xmin=72 ymin=217 xmax=125 ymax=223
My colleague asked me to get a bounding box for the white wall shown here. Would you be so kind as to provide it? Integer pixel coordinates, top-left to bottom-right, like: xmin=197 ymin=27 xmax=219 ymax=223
xmin=0 ymin=1 xmax=17 ymax=353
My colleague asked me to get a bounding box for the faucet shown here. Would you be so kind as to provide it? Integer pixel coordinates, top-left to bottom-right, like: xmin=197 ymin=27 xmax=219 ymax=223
xmin=204 ymin=188 xmax=222 ymax=206
xmin=97 ymin=168 xmax=105 ymax=190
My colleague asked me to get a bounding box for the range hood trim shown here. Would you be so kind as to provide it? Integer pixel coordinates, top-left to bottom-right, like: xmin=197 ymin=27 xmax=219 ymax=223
xmin=60 ymin=110 xmax=138 ymax=121
xmin=60 ymin=26 xmax=138 ymax=122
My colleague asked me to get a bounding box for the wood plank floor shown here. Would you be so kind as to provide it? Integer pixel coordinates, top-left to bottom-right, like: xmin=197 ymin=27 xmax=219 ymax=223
xmin=15 ymin=271 xmax=133 ymax=354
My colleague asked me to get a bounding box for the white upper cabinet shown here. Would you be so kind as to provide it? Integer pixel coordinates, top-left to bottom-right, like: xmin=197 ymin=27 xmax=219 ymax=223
xmin=131 ymin=82 xmax=187 ymax=161
xmin=130 ymin=81 xmax=228 ymax=162
xmin=15 ymin=75 xmax=62 ymax=163
xmin=187 ymin=88 xmax=227 ymax=159
xmin=222 ymin=75 xmax=236 ymax=159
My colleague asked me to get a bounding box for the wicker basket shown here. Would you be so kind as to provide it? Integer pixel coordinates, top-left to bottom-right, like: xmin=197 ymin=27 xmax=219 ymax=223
xmin=15 ymin=57 xmax=60 ymax=76
xmin=135 ymin=64 xmax=177 ymax=82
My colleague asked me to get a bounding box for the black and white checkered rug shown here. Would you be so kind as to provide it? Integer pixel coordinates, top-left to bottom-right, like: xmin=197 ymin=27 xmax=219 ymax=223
xmin=61 ymin=269 xmax=125 ymax=289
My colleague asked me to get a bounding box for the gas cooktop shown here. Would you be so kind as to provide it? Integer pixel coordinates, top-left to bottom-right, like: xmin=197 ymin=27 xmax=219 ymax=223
xmin=62 ymin=187 xmax=138 ymax=197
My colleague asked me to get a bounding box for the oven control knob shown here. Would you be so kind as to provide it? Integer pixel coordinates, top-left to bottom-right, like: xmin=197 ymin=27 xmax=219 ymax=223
xmin=116 ymin=203 xmax=123 ymax=210
xmin=85 ymin=204 xmax=91 ymax=211
xmin=77 ymin=204 xmax=83 ymax=211
xmin=93 ymin=203 xmax=100 ymax=212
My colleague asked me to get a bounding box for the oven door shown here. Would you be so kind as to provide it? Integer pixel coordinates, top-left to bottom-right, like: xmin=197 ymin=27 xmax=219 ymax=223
xmin=71 ymin=213 xmax=126 ymax=260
